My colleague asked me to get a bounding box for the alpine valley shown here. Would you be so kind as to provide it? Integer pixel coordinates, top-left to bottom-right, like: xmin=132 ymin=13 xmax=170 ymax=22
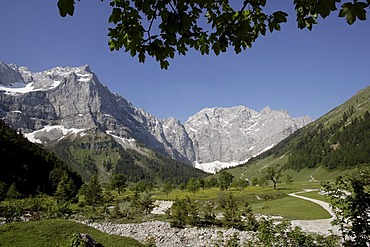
xmin=0 ymin=60 xmax=311 ymax=179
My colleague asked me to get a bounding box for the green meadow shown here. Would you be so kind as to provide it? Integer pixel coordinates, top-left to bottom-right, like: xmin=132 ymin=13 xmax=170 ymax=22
xmin=0 ymin=219 xmax=144 ymax=247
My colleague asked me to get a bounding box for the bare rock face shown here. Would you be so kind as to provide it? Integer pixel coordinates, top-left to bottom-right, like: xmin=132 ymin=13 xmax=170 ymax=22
xmin=0 ymin=60 xmax=311 ymax=171
xmin=0 ymin=62 xmax=25 ymax=86
xmin=184 ymin=106 xmax=311 ymax=164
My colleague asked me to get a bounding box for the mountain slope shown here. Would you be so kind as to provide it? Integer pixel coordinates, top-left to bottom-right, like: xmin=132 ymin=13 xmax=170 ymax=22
xmin=230 ymin=86 xmax=370 ymax=180
xmin=0 ymin=120 xmax=82 ymax=197
xmin=47 ymin=128 xmax=207 ymax=183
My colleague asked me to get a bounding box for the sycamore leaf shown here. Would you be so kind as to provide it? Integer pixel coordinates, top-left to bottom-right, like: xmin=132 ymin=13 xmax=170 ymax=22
xmin=57 ymin=0 xmax=75 ymax=17
xmin=160 ymin=60 xmax=169 ymax=70
xmin=353 ymin=2 xmax=368 ymax=21
xmin=339 ymin=2 xmax=368 ymax=25
xmin=339 ymin=2 xmax=356 ymax=24
xmin=317 ymin=0 xmax=338 ymax=18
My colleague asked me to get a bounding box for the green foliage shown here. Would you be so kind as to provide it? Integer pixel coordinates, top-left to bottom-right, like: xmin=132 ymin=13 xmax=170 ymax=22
xmin=202 ymin=200 xmax=216 ymax=226
xmin=254 ymin=218 xmax=339 ymax=247
xmin=0 ymin=181 xmax=7 ymax=201
xmin=162 ymin=182 xmax=173 ymax=197
xmin=116 ymin=149 xmax=207 ymax=185
xmin=57 ymin=1 xmax=369 ymax=69
xmin=186 ymin=178 xmax=200 ymax=196
xmin=185 ymin=196 xmax=200 ymax=226
xmin=220 ymin=193 xmax=258 ymax=231
xmin=212 ymin=231 xmax=241 ymax=247
xmin=0 ymin=219 xmax=145 ymax=247
xmin=170 ymin=195 xmax=226 ymax=228
xmin=84 ymin=175 xmax=103 ymax=207
xmin=204 ymin=177 xmax=219 ymax=188
xmin=54 ymin=174 xmax=77 ymax=202
xmin=138 ymin=191 xmax=154 ymax=215
xmin=252 ymin=177 xmax=259 ymax=186
xmin=231 ymin=179 xmax=249 ymax=191
xmin=69 ymin=233 xmax=85 ymax=247
xmin=285 ymin=174 xmax=294 ymax=185
xmin=6 ymin=183 xmax=22 ymax=199
xmin=110 ymin=173 xmax=126 ymax=195
xmin=49 ymin=128 xmax=207 ymax=186
xmin=131 ymin=180 xmax=153 ymax=193
xmin=218 ymin=170 xmax=234 ymax=190
xmin=0 ymin=195 xmax=74 ymax=223
xmin=0 ymin=120 xmax=82 ymax=197
xmin=287 ymin=111 xmax=370 ymax=170
xmin=223 ymin=193 xmax=243 ymax=230
xmin=168 ymin=197 xmax=188 ymax=228
xmin=57 ymin=0 xmax=78 ymax=17
xmin=322 ymin=168 xmax=370 ymax=246
xmin=262 ymin=164 xmax=282 ymax=190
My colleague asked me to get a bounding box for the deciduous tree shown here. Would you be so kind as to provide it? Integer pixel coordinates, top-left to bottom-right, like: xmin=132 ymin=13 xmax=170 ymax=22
xmin=187 ymin=178 xmax=200 ymax=196
xmin=110 ymin=173 xmax=126 ymax=195
xmin=218 ymin=170 xmax=234 ymax=191
xmin=262 ymin=165 xmax=281 ymax=190
xmin=162 ymin=182 xmax=173 ymax=197
xmin=322 ymin=168 xmax=370 ymax=246
xmin=58 ymin=0 xmax=370 ymax=69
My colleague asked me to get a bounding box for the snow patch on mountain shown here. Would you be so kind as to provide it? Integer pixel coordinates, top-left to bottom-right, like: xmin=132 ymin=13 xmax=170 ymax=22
xmin=194 ymin=158 xmax=250 ymax=174
xmin=0 ymin=80 xmax=62 ymax=94
xmin=24 ymin=125 xmax=85 ymax=144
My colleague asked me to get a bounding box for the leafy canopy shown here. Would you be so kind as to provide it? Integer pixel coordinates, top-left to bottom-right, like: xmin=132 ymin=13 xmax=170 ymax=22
xmin=58 ymin=0 xmax=369 ymax=69
xmin=322 ymin=168 xmax=370 ymax=246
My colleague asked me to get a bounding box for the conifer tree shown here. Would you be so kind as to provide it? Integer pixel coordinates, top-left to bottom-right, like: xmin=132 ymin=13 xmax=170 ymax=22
xmin=54 ymin=174 xmax=76 ymax=202
xmin=223 ymin=193 xmax=243 ymax=230
xmin=169 ymin=198 xmax=188 ymax=228
xmin=185 ymin=196 xmax=200 ymax=226
xmin=0 ymin=181 xmax=7 ymax=201
xmin=84 ymin=175 xmax=103 ymax=207
xmin=6 ymin=183 xmax=22 ymax=199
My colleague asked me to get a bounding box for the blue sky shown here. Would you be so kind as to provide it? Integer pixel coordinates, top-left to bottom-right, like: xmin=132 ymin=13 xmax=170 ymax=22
xmin=1 ymin=1 xmax=369 ymax=123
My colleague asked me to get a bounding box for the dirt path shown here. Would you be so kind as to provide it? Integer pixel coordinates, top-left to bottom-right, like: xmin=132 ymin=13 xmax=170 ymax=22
xmin=289 ymin=190 xmax=340 ymax=235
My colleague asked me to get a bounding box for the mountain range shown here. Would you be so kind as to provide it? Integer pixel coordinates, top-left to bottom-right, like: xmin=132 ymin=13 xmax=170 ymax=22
xmin=0 ymin=60 xmax=311 ymax=173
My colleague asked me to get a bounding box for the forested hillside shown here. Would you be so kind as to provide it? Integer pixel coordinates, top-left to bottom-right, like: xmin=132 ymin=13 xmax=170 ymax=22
xmin=287 ymin=110 xmax=370 ymax=170
xmin=0 ymin=120 xmax=82 ymax=198
xmin=238 ymin=86 xmax=370 ymax=172
xmin=48 ymin=129 xmax=208 ymax=184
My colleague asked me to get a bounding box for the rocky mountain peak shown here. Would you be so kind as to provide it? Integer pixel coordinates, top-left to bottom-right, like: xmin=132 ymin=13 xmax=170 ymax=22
xmin=0 ymin=61 xmax=25 ymax=86
xmin=184 ymin=105 xmax=312 ymax=171
xmin=0 ymin=60 xmax=312 ymax=172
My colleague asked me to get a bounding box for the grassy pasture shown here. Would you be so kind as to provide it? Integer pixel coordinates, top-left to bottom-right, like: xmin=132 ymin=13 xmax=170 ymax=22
xmin=0 ymin=219 xmax=144 ymax=247
xmin=252 ymin=195 xmax=331 ymax=220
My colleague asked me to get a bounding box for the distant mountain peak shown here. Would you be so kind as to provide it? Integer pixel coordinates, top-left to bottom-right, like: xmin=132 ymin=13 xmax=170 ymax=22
xmin=184 ymin=104 xmax=311 ymax=171
xmin=0 ymin=60 xmax=312 ymax=173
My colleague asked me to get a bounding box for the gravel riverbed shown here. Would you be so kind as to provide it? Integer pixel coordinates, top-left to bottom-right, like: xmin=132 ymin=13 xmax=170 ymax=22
xmin=82 ymin=220 xmax=254 ymax=247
